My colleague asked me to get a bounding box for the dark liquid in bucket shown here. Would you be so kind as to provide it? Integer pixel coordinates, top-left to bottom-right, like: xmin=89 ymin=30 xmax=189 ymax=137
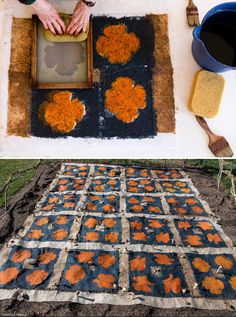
xmin=200 ymin=12 xmax=236 ymax=67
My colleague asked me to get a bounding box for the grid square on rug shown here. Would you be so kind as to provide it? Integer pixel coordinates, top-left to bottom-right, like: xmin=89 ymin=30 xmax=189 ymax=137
xmin=0 ymin=163 xmax=235 ymax=310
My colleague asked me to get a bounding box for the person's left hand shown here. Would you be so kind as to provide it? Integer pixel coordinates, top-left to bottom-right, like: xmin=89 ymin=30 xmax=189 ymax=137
xmin=66 ymin=1 xmax=91 ymax=35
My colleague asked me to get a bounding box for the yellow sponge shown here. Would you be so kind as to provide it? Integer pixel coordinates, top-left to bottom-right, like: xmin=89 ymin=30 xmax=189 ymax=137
xmin=188 ymin=70 xmax=225 ymax=118
xmin=44 ymin=13 xmax=89 ymax=43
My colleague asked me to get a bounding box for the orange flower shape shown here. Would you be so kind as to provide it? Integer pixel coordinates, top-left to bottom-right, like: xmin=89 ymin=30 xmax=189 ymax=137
xmin=106 ymin=195 xmax=116 ymax=202
xmin=143 ymin=197 xmax=155 ymax=203
xmin=39 ymin=91 xmax=86 ymax=133
xmin=176 ymin=182 xmax=186 ymax=188
xmin=207 ymin=233 xmax=222 ymax=244
xmin=178 ymin=221 xmax=191 ymax=230
xmin=0 ymin=267 xmax=19 ymax=284
xmin=89 ymin=195 xmax=100 ymax=202
xmin=133 ymin=232 xmax=148 ymax=241
xmin=166 ymin=188 xmax=176 ymax=193
xmin=105 ymin=232 xmax=119 ymax=243
xmin=163 ymin=274 xmax=182 ymax=294
xmin=133 ymin=276 xmax=154 ymax=293
xmin=86 ymin=203 xmax=97 ymax=211
xmin=177 ymin=207 xmax=187 ymax=214
xmin=52 ymin=229 xmax=68 ymax=241
xmin=76 ymin=251 xmax=95 ymax=264
xmin=130 ymin=256 xmax=146 ymax=271
xmin=167 ymin=197 xmax=178 ymax=205
xmin=38 ymin=252 xmax=57 ymax=264
xmin=128 ymin=180 xmax=138 ymax=187
xmin=48 ymin=196 xmax=59 ymax=203
xmin=214 ymin=256 xmax=233 ymax=270
xmin=148 ymin=206 xmax=161 ymax=213
xmin=197 ymin=221 xmax=213 ymax=231
xmin=192 ymin=206 xmax=204 ymax=213
xmin=55 ymin=216 xmax=69 ymax=225
xmin=102 ymin=204 xmax=114 ymax=213
xmin=59 ymin=179 xmax=68 ymax=185
xmin=105 ymin=77 xmax=147 ymax=124
xmin=155 ymin=232 xmax=170 ymax=244
xmin=26 ymin=270 xmax=49 ymax=286
xmin=93 ymin=274 xmax=115 ymax=289
xmin=154 ymin=254 xmax=174 ymax=266
xmin=35 ymin=217 xmax=49 ymax=227
xmin=140 ymin=179 xmax=150 ymax=185
xmin=84 ymin=232 xmax=100 ymax=241
xmin=185 ymin=198 xmax=197 ymax=205
xmin=94 ymin=185 xmax=105 ymax=192
xmin=42 ymin=205 xmax=54 ymax=211
xmin=144 ymin=186 xmax=155 ymax=192
xmin=27 ymin=229 xmax=44 ymax=240
xmin=229 ymin=276 xmax=236 ymax=290
xmin=11 ymin=249 xmax=31 ymax=263
xmin=185 ymin=235 xmax=203 ymax=246
xmin=59 ymin=185 xmax=68 ymax=192
xmin=130 ymin=220 xmax=142 ymax=231
xmin=130 ymin=205 xmax=144 ymax=213
xmin=65 ymin=265 xmax=85 ymax=285
xmin=96 ymin=24 xmax=140 ymax=64
xmin=84 ymin=217 xmax=98 ymax=229
xmin=98 ymin=254 xmax=116 ymax=268
xmin=102 ymin=218 xmax=117 ymax=228
xmin=107 ymin=180 xmax=117 ymax=186
xmin=63 ymin=202 xmax=75 ymax=209
xmin=149 ymin=219 xmax=162 ymax=229
xmin=202 ymin=276 xmax=224 ymax=295
xmin=181 ymin=188 xmax=191 ymax=194
xmin=192 ymin=257 xmax=210 ymax=273
xmin=128 ymin=187 xmax=140 ymax=193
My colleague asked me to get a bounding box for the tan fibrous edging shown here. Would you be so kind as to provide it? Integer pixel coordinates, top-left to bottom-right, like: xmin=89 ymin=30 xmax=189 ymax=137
xmin=148 ymin=14 xmax=176 ymax=133
xmin=7 ymin=18 xmax=32 ymax=137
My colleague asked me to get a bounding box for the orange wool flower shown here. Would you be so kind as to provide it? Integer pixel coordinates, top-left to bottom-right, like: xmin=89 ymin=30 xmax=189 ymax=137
xmin=192 ymin=257 xmax=210 ymax=273
xmin=176 ymin=208 xmax=187 ymax=214
xmin=128 ymin=197 xmax=139 ymax=204
xmin=133 ymin=232 xmax=148 ymax=241
xmin=93 ymin=274 xmax=115 ymax=289
xmin=130 ymin=220 xmax=142 ymax=230
xmin=102 ymin=218 xmax=117 ymax=228
xmin=63 ymin=202 xmax=75 ymax=209
xmin=27 ymin=229 xmax=44 ymax=240
xmin=140 ymin=179 xmax=150 ymax=185
xmin=185 ymin=198 xmax=197 ymax=205
xmin=185 ymin=235 xmax=203 ymax=246
xmin=89 ymin=195 xmax=100 ymax=202
xmin=98 ymin=254 xmax=116 ymax=269
xmin=229 ymin=276 xmax=236 ymax=290
xmin=52 ymin=229 xmax=68 ymax=241
xmin=35 ymin=217 xmax=49 ymax=227
xmin=154 ymin=254 xmax=174 ymax=265
xmin=105 ymin=232 xmax=119 ymax=243
xmin=39 ymin=91 xmax=86 ymax=133
xmin=48 ymin=196 xmax=59 ymax=203
xmin=130 ymin=256 xmax=146 ymax=271
xmin=106 ymin=195 xmax=116 ymax=202
xmin=133 ymin=276 xmax=154 ymax=292
xmin=42 ymin=205 xmax=54 ymax=211
xmin=128 ymin=187 xmax=140 ymax=193
xmin=202 ymin=276 xmax=224 ymax=295
xmin=130 ymin=205 xmax=144 ymax=213
xmin=94 ymin=185 xmax=105 ymax=192
xmin=155 ymin=232 xmax=170 ymax=244
xmin=107 ymin=180 xmax=117 ymax=186
xmin=86 ymin=203 xmax=97 ymax=211
xmin=55 ymin=216 xmax=69 ymax=225
xmin=38 ymin=252 xmax=57 ymax=264
xmin=192 ymin=206 xmax=204 ymax=213
xmin=197 ymin=221 xmax=213 ymax=231
xmin=148 ymin=206 xmax=161 ymax=213
xmin=207 ymin=233 xmax=222 ymax=244
xmin=26 ymin=270 xmax=49 ymax=286
xmin=65 ymin=265 xmax=85 ymax=285
xmin=143 ymin=197 xmax=155 ymax=203
xmin=96 ymin=24 xmax=140 ymax=64
xmin=181 ymin=188 xmax=191 ymax=194
xmin=76 ymin=251 xmax=95 ymax=264
xmin=214 ymin=256 xmax=233 ymax=270
xmin=84 ymin=217 xmax=98 ymax=229
xmin=178 ymin=221 xmax=191 ymax=230
xmin=83 ymin=232 xmax=100 ymax=241
xmin=0 ymin=267 xmax=19 ymax=285
xmin=105 ymin=77 xmax=146 ymax=124
xmin=163 ymin=274 xmax=182 ymax=294
xmin=167 ymin=197 xmax=178 ymax=205
xmin=11 ymin=249 xmax=32 ymax=263
xmin=144 ymin=186 xmax=155 ymax=192
xmin=148 ymin=219 xmax=162 ymax=229
xmin=102 ymin=204 xmax=114 ymax=213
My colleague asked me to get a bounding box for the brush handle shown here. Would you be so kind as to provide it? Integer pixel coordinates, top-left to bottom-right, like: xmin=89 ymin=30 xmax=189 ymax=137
xmin=195 ymin=116 xmax=219 ymax=144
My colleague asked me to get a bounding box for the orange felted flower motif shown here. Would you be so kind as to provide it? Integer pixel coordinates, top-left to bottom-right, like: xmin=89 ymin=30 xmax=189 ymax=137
xmin=0 ymin=267 xmax=19 ymax=285
xmin=86 ymin=203 xmax=97 ymax=211
xmin=76 ymin=251 xmax=95 ymax=264
xmin=52 ymin=229 xmax=68 ymax=241
xmin=155 ymin=232 xmax=170 ymax=244
xmin=148 ymin=206 xmax=161 ymax=213
xmin=185 ymin=235 xmax=203 ymax=246
xmin=130 ymin=220 xmax=142 ymax=230
xmin=105 ymin=77 xmax=147 ymax=124
xmin=130 ymin=256 xmax=146 ymax=271
xmin=133 ymin=232 xmax=148 ymax=241
xmin=207 ymin=233 xmax=222 ymax=244
xmin=27 ymin=229 xmax=44 ymax=240
xmin=129 ymin=197 xmax=139 ymax=204
xmin=84 ymin=217 xmax=98 ymax=229
xmin=84 ymin=232 xmax=100 ymax=241
xmin=102 ymin=204 xmax=114 ymax=213
xmin=63 ymin=202 xmax=75 ymax=209
xmin=55 ymin=216 xmax=69 ymax=225
xmin=148 ymin=219 xmax=162 ymax=229
xmin=229 ymin=276 xmax=236 ymax=290
xmin=26 ymin=270 xmax=49 ymax=286
xmin=167 ymin=197 xmax=178 ymax=205
xmin=192 ymin=257 xmax=210 ymax=273
xmin=48 ymin=196 xmax=59 ymax=203
xmin=130 ymin=205 xmax=144 ymax=213
xmin=104 ymin=232 xmax=119 ymax=243
xmin=98 ymin=254 xmax=116 ymax=269
xmin=214 ymin=256 xmax=233 ymax=270
xmin=11 ymin=249 xmax=32 ymax=263
xmin=38 ymin=252 xmax=57 ymax=265
xmin=39 ymin=91 xmax=86 ymax=133
xmin=185 ymin=198 xmax=197 ymax=205
xmin=191 ymin=206 xmax=204 ymax=213
xmin=154 ymin=254 xmax=174 ymax=266
xmin=102 ymin=218 xmax=117 ymax=228
xmin=197 ymin=221 xmax=213 ymax=231
xmin=133 ymin=276 xmax=154 ymax=292
xmin=178 ymin=221 xmax=191 ymax=230
xmin=65 ymin=265 xmax=85 ymax=285
xmin=163 ymin=274 xmax=182 ymax=294
xmin=35 ymin=217 xmax=49 ymax=227
xmin=96 ymin=24 xmax=140 ymax=64
xmin=202 ymin=276 xmax=224 ymax=295
xmin=93 ymin=274 xmax=115 ymax=289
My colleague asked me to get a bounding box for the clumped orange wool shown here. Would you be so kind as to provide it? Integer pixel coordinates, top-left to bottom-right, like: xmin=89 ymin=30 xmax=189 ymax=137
xmin=105 ymin=77 xmax=147 ymax=124
xmin=96 ymin=24 xmax=140 ymax=64
xmin=26 ymin=270 xmax=49 ymax=286
xmin=11 ymin=249 xmax=31 ymax=263
xmin=39 ymin=91 xmax=86 ymax=133
xmin=0 ymin=267 xmax=19 ymax=284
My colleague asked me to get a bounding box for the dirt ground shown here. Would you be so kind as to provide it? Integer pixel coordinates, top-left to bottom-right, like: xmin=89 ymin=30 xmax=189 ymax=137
xmin=0 ymin=164 xmax=235 ymax=317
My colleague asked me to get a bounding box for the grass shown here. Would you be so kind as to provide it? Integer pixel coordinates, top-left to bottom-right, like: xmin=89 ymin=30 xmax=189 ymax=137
xmin=0 ymin=159 xmax=235 ymax=208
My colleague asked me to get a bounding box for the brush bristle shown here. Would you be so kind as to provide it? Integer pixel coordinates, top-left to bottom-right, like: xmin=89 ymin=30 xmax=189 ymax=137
xmin=214 ymin=146 xmax=234 ymax=157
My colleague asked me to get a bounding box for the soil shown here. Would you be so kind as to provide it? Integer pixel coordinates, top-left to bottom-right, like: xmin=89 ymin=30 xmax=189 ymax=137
xmin=0 ymin=165 xmax=235 ymax=317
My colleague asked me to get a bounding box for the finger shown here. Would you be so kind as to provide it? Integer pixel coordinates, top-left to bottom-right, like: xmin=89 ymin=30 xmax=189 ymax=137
xmin=47 ymin=21 xmax=57 ymax=35
xmin=52 ymin=20 xmax=63 ymax=35
xmin=55 ymin=15 xmax=66 ymax=33
xmin=40 ymin=18 xmax=49 ymax=30
xmin=70 ymin=23 xmax=83 ymax=35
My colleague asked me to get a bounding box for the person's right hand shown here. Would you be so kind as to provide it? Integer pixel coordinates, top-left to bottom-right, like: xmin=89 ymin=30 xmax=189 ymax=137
xmin=32 ymin=0 xmax=66 ymax=35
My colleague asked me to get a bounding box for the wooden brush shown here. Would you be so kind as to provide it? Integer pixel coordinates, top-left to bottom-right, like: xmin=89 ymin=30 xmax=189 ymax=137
xmin=186 ymin=0 xmax=200 ymax=27
xmin=196 ymin=116 xmax=234 ymax=157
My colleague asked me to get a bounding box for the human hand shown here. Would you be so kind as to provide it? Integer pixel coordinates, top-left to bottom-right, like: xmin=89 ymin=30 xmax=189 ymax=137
xmin=32 ymin=0 xmax=66 ymax=35
xmin=66 ymin=1 xmax=91 ymax=35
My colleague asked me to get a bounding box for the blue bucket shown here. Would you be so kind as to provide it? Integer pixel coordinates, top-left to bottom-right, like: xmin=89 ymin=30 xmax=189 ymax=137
xmin=192 ymin=2 xmax=236 ymax=72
